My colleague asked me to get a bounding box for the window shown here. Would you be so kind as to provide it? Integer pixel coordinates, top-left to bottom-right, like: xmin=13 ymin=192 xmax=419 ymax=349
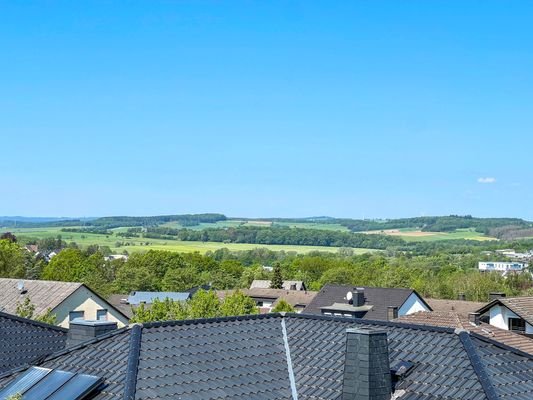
xmin=508 ymin=317 xmax=526 ymax=332
xmin=69 ymin=311 xmax=84 ymax=322
xmin=96 ymin=309 xmax=108 ymax=321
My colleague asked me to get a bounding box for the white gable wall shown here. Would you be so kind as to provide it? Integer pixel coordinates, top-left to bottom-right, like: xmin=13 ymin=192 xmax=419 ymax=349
xmin=399 ymin=293 xmax=431 ymax=316
xmin=51 ymin=286 xmax=129 ymax=328
xmin=487 ymin=304 xmax=533 ymax=333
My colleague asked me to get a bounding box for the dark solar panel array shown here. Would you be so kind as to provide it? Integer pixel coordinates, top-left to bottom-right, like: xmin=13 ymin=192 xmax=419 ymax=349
xmin=0 ymin=366 xmax=102 ymax=400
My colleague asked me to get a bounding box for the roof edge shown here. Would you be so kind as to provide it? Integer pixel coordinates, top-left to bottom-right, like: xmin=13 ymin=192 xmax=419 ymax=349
xmin=0 ymin=310 xmax=68 ymax=333
xmin=475 ymin=298 xmax=533 ymax=326
xmin=468 ymin=330 xmax=533 ymax=359
xmin=458 ymin=331 xmax=499 ymax=400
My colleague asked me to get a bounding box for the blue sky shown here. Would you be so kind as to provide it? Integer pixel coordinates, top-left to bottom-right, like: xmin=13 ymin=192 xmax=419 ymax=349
xmin=1 ymin=1 xmax=532 ymax=219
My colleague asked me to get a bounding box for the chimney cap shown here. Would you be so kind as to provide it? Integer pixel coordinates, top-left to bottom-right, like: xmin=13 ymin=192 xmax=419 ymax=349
xmin=346 ymin=327 xmax=388 ymax=335
xmin=70 ymin=319 xmax=117 ymax=327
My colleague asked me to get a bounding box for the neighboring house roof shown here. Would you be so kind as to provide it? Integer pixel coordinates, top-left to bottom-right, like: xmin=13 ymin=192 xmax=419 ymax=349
xmin=395 ymin=311 xmax=533 ymax=355
xmin=304 ymin=284 xmax=432 ymax=320
xmin=250 ymin=279 xmax=306 ymax=291
xmin=0 ymin=311 xmax=67 ymax=373
xmin=427 ymin=298 xmax=486 ymax=314
xmin=126 ymin=291 xmax=190 ymax=305
xmin=477 ymin=297 xmax=533 ymax=326
xmin=217 ymin=288 xmax=317 ymax=309
xmin=0 ymin=278 xmax=82 ymax=316
xmin=0 ymin=278 xmax=130 ymax=323
xmin=1 ymin=313 xmax=533 ymax=399
xmin=107 ymin=295 xmax=135 ymax=319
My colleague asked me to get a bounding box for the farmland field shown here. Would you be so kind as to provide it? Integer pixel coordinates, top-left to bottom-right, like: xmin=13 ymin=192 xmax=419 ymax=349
xmin=363 ymin=228 xmax=495 ymax=242
xmin=8 ymin=227 xmax=376 ymax=254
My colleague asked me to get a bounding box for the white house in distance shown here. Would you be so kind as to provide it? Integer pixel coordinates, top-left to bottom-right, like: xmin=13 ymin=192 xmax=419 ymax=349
xmin=478 ymin=261 xmax=527 ymax=276
xmin=0 ymin=278 xmax=129 ymax=328
xmin=476 ymin=293 xmax=533 ymax=334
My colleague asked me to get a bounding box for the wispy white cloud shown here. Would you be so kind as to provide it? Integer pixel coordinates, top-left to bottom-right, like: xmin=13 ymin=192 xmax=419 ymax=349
xmin=477 ymin=177 xmax=496 ymax=184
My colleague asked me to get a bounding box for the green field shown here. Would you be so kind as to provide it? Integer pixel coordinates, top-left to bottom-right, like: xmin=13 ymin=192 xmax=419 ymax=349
xmin=8 ymin=227 xmax=375 ymax=255
xmin=363 ymin=228 xmax=495 ymax=242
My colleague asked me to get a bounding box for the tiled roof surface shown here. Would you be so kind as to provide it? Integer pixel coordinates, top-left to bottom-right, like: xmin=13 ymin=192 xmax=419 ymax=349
xmin=107 ymin=294 xmax=135 ymax=319
xmin=0 ymin=311 xmax=67 ymax=373
xmin=304 ymin=284 xmax=430 ymax=320
xmin=1 ymin=314 xmax=533 ymax=399
xmin=395 ymin=311 xmax=533 ymax=355
xmin=0 ymin=278 xmax=82 ymax=315
xmin=427 ymin=298 xmax=486 ymax=314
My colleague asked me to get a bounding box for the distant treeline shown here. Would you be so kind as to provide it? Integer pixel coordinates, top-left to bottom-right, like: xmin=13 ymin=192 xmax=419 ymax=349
xmin=138 ymin=226 xmax=405 ymax=249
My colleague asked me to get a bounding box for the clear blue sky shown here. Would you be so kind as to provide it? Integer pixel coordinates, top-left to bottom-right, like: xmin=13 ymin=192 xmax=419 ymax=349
xmin=1 ymin=1 xmax=532 ymax=219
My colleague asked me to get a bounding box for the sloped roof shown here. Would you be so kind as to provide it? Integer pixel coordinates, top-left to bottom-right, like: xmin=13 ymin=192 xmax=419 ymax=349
xmin=1 ymin=313 xmax=533 ymax=399
xmin=304 ymin=284 xmax=431 ymax=320
xmin=477 ymin=297 xmax=533 ymax=326
xmin=395 ymin=311 xmax=533 ymax=355
xmin=0 ymin=311 xmax=67 ymax=373
xmin=0 ymin=278 xmax=82 ymax=316
xmin=427 ymin=298 xmax=486 ymax=314
xmin=250 ymin=280 xmax=306 ymax=291
xmin=217 ymin=288 xmax=317 ymax=308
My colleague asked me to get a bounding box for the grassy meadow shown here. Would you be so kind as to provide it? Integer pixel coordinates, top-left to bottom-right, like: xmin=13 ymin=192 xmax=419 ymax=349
xmin=8 ymin=227 xmax=374 ymax=255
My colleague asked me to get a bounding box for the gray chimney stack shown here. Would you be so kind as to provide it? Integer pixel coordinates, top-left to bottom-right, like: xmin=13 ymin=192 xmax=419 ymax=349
xmin=468 ymin=312 xmax=481 ymax=326
xmin=387 ymin=306 xmax=398 ymax=321
xmin=342 ymin=328 xmax=392 ymax=400
xmin=352 ymin=288 xmax=365 ymax=307
xmin=67 ymin=320 xmax=118 ymax=347
xmin=457 ymin=293 xmax=466 ymax=301
xmin=489 ymin=292 xmax=506 ymax=301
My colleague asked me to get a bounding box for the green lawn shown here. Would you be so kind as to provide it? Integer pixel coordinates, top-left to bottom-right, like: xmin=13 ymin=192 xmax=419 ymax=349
xmin=9 ymin=227 xmax=376 ymax=254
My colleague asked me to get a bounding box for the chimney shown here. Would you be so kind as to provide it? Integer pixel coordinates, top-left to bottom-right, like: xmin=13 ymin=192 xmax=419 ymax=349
xmin=352 ymin=288 xmax=365 ymax=307
xmin=457 ymin=293 xmax=466 ymax=301
xmin=387 ymin=306 xmax=398 ymax=321
xmin=67 ymin=320 xmax=118 ymax=347
xmin=342 ymin=328 xmax=392 ymax=400
xmin=489 ymin=292 xmax=506 ymax=301
xmin=468 ymin=312 xmax=481 ymax=326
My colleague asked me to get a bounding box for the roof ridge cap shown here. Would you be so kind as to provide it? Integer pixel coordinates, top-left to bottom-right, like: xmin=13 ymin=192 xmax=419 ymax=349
xmin=458 ymin=331 xmax=499 ymax=400
xmin=123 ymin=324 xmax=142 ymax=400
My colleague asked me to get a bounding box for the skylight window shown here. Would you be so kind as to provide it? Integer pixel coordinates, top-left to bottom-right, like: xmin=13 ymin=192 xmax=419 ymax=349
xmin=0 ymin=367 xmax=103 ymax=400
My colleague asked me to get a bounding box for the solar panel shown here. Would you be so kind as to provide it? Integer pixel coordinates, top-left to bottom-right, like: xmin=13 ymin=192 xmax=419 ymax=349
xmin=47 ymin=374 xmax=103 ymax=400
xmin=0 ymin=367 xmax=103 ymax=400
xmin=23 ymin=370 xmax=74 ymax=399
xmin=0 ymin=367 xmax=50 ymax=399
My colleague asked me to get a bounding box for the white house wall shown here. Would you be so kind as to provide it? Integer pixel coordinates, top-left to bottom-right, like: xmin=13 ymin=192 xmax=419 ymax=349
xmin=487 ymin=304 xmax=533 ymax=333
xmin=52 ymin=286 xmax=129 ymax=328
xmin=399 ymin=293 xmax=430 ymax=316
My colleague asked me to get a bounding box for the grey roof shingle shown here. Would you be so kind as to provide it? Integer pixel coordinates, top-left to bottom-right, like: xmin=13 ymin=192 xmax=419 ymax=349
xmin=304 ymin=284 xmax=432 ymax=320
xmin=1 ymin=314 xmax=532 ymax=399
xmin=0 ymin=311 xmax=67 ymax=373
xmin=0 ymin=278 xmax=82 ymax=316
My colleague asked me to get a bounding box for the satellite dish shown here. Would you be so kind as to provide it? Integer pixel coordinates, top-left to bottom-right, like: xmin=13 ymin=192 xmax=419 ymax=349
xmin=346 ymin=291 xmax=353 ymax=301
xmin=17 ymin=280 xmax=26 ymax=294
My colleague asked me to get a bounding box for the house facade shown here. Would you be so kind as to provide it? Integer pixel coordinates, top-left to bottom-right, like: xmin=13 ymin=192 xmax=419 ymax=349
xmin=0 ymin=278 xmax=129 ymax=328
xmin=477 ymin=295 xmax=533 ymax=334
xmin=304 ymin=285 xmax=431 ymax=320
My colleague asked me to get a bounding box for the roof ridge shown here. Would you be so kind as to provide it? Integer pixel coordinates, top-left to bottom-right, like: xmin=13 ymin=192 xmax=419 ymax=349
xmin=290 ymin=312 xmax=458 ymax=333
xmin=0 ymin=310 xmax=68 ymax=333
xmin=140 ymin=312 xmax=280 ymax=329
xmin=123 ymin=324 xmax=142 ymax=400
xmin=0 ymin=277 xmax=82 ymax=286
xmin=458 ymin=331 xmax=499 ymax=400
